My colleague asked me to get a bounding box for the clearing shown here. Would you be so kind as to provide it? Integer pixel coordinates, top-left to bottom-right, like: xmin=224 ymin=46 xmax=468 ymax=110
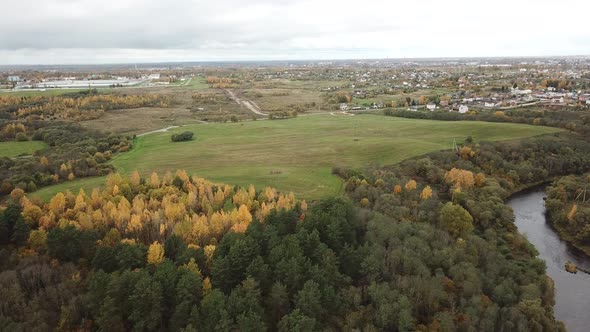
xmin=32 ymin=114 xmax=561 ymax=200
xmin=0 ymin=141 xmax=47 ymax=158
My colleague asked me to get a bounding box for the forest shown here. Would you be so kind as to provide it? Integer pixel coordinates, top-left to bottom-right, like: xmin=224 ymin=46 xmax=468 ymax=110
xmin=3 ymin=128 xmax=590 ymax=330
xmin=0 ymin=90 xmax=170 ymax=122
xmin=545 ymin=173 xmax=590 ymax=256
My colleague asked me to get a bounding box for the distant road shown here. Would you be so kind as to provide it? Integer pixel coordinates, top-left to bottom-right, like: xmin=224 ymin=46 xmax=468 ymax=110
xmin=224 ymin=89 xmax=268 ymax=116
xmin=499 ymin=100 xmax=544 ymax=110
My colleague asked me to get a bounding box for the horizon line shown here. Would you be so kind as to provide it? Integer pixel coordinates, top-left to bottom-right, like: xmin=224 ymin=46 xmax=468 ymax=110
xmin=1 ymin=54 xmax=589 ymax=68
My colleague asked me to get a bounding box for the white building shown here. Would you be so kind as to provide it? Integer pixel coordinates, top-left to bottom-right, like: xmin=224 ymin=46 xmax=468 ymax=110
xmin=458 ymin=105 xmax=469 ymax=114
xmin=426 ymin=103 xmax=436 ymax=111
xmin=484 ymin=102 xmax=496 ymax=108
xmin=7 ymin=76 xmax=21 ymax=82
xmin=551 ymin=97 xmax=564 ymax=104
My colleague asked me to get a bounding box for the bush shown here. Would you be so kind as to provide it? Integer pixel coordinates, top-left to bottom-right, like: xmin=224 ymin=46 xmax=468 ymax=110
xmin=15 ymin=132 xmax=28 ymax=141
xmin=171 ymin=131 xmax=194 ymax=142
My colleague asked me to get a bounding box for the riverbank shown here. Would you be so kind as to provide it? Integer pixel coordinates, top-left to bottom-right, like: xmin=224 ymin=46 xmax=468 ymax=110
xmin=507 ymin=178 xmax=590 ymax=259
xmin=509 ymin=189 xmax=590 ymax=332
xmin=547 ymin=209 xmax=590 ymax=257
xmin=544 ymin=174 xmax=590 ymax=258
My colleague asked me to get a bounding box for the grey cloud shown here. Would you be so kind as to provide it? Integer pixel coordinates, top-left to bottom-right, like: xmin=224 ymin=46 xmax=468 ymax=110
xmin=0 ymin=0 xmax=401 ymax=50
xmin=0 ymin=0 xmax=588 ymax=64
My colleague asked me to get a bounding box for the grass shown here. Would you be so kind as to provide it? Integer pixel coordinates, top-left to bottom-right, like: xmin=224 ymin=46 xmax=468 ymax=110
xmin=183 ymin=77 xmax=209 ymax=90
xmin=31 ymin=114 xmax=561 ymax=201
xmin=0 ymin=141 xmax=47 ymax=158
xmin=33 ymin=177 xmax=107 ymax=200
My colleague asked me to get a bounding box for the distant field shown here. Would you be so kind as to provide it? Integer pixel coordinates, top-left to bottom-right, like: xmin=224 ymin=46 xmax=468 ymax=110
xmin=80 ymin=107 xmax=203 ymax=135
xmin=0 ymin=141 xmax=47 ymax=157
xmin=183 ymin=77 xmax=209 ymax=90
xmin=32 ymin=114 xmax=561 ymax=201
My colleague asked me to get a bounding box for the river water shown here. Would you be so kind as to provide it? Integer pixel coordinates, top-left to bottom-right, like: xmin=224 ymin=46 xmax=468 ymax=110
xmin=508 ymin=188 xmax=590 ymax=332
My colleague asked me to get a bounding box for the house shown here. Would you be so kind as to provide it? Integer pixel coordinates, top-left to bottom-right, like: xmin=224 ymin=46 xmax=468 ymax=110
xmin=458 ymin=105 xmax=469 ymax=114
xmin=7 ymin=76 xmax=21 ymax=82
xmin=426 ymin=103 xmax=436 ymax=111
xmin=354 ymin=90 xmax=367 ymax=99
xmin=339 ymin=103 xmax=348 ymax=111
xmin=370 ymin=103 xmax=383 ymax=109
xmin=551 ymin=97 xmax=564 ymax=104
xmin=484 ymin=102 xmax=496 ymax=108
xmin=586 ymin=100 xmax=590 ymax=105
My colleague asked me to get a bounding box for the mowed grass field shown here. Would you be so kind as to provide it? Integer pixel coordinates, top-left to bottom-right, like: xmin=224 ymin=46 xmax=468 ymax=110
xmin=32 ymin=114 xmax=561 ymax=200
xmin=0 ymin=141 xmax=47 ymax=158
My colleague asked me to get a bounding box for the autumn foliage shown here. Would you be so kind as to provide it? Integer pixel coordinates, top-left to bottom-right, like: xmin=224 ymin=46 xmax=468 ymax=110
xmin=445 ymin=168 xmax=475 ymax=190
xmin=19 ymin=170 xmax=304 ymax=250
xmin=0 ymin=93 xmax=170 ymax=121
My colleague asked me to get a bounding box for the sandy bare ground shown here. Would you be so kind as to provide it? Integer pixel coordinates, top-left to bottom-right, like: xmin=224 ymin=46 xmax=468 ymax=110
xmin=225 ymin=89 xmax=268 ymax=116
xmin=330 ymin=111 xmax=356 ymax=116
xmin=137 ymin=126 xmax=180 ymax=137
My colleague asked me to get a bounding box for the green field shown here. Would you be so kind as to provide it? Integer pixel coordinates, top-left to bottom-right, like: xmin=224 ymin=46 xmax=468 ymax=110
xmin=183 ymin=77 xmax=209 ymax=90
xmin=32 ymin=114 xmax=561 ymax=200
xmin=0 ymin=141 xmax=47 ymax=158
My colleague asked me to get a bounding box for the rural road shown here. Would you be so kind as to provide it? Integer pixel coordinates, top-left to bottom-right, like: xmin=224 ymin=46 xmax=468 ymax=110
xmin=225 ymin=89 xmax=268 ymax=116
xmin=137 ymin=125 xmax=179 ymax=137
xmin=499 ymin=100 xmax=543 ymax=110
xmin=330 ymin=111 xmax=355 ymax=116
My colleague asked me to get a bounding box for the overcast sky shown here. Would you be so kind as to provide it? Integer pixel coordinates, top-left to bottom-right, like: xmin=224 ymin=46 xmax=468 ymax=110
xmin=1 ymin=0 xmax=589 ymax=64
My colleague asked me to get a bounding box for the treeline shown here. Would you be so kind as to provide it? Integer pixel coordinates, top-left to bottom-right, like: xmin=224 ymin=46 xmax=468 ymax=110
xmin=545 ymin=173 xmax=590 ymax=255
xmin=0 ymin=121 xmax=132 ymax=195
xmin=268 ymin=111 xmax=298 ymax=120
xmin=384 ymin=108 xmax=590 ymax=135
xmin=206 ymin=76 xmax=237 ymax=89
xmin=0 ymin=92 xmax=170 ymax=122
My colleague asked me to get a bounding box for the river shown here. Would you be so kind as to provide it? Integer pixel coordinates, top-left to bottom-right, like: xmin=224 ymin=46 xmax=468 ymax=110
xmin=509 ymin=188 xmax=590 ymax=332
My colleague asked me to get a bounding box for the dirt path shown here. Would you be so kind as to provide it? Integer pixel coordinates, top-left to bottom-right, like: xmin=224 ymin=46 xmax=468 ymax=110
xmin=225 ymin=89 xmax=268 ymax=116
xmin=137 ymin=126 xmax=180 ymax=137
xmin=330 ymin=111 xmax=355 ymax=116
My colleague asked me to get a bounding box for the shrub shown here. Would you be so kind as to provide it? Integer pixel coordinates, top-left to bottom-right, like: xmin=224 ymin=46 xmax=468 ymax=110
xmin=15 ymin=132 xmax=28 ymax=141
xmin=171 ymin=131 xmax=194 ymax=142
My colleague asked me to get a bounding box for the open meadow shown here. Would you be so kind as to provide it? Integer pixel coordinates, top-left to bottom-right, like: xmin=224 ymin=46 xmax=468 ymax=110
xmin=32 ymin=114 xmax=561 ymax=200
xmin=0 ymin=141 xmax=47 ymax=158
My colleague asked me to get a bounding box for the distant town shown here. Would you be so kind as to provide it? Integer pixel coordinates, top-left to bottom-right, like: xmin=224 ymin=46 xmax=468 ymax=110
xmin=2 ymin=57 xmax=589 ymax=118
